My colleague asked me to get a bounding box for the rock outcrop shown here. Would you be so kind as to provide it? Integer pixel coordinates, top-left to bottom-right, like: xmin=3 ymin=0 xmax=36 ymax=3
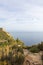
xmin=23 ymin=49 xmax=42 ymax=65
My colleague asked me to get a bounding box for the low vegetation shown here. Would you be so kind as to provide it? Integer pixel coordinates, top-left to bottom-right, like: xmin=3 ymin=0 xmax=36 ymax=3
xmin=24 ymin=42 xmax=43 ymax=53
xmin=0 ymin=28 xmax=43 ymax=65
xmin=0 ymin=28 xmax=25 ymax=65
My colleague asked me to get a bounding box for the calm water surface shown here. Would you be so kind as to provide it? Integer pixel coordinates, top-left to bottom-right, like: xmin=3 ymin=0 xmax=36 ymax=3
xmin=9 ymin=32 xmax=43 ymax=46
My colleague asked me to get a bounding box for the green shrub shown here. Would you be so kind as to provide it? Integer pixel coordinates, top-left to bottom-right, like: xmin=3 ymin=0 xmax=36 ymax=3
xmin=38 ymin=42 xmax=43 ymax=51
xmin=17 ymin=46 xmax=24 ymax=53
xmin=11 ymin=53 xmax=25 ymax=65
xmin=23 ymin=46 xmax=31 ymax=49
xmin=29 ymin=46 xmax=40 ymax=53
xmin=13 ymin=54 xmax=18 ymax=63
xmin=18 ymin=52 xmax=25 ymax=65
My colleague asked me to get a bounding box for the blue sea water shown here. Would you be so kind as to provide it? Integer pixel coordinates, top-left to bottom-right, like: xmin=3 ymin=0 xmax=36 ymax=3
xmin=9 ymin=32 xmax=43 ymax=46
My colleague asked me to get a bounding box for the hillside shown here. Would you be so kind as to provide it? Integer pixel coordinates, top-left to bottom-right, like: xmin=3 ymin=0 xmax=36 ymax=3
xmin=0 ymin=28 xmax=25 ymax=65
xmin=0 ymin=28 xmax=16 ymax=46
xmin=0 ymin=28 xmax=43 ymax=65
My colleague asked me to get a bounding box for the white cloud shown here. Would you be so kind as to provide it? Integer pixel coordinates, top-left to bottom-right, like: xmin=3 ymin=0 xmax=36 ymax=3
xmin=0 ymin=0 xmax=43 ymax=31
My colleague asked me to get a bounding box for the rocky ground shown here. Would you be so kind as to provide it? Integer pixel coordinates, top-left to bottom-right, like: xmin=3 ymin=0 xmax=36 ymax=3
xmin=23 ymin=49 xmax=42 ymax=65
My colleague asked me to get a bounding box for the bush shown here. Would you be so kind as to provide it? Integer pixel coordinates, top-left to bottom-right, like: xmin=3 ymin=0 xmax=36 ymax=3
xmin=18 ymin=52 xmax=25 ymax=65
xmin=23 ymin=46 xmax=31 ymax=50
xmin=11 ymin=52 xmax=25 ymax=65
xmin=41 ymin=54 xmax=43 ymax=61
xmin=17 ymin=46 xmax=24 ymax=53
xmin=29 ymin=46 xmax=40 ymax=53
xmin=8 ymin=46 xmax=25 ymax=65
xmin=12 ymin=54 xmax=18 ymax=63
xmin=38 ymin=42 xmax=43 ymax=51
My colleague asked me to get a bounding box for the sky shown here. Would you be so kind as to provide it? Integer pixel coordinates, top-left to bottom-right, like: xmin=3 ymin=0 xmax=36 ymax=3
xmin=0 ymin=0 xmax=43 ymax=31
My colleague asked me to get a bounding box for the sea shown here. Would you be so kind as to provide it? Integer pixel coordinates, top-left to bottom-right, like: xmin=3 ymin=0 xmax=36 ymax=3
xmin=9 ymin=32 xmax=43 ymax=46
